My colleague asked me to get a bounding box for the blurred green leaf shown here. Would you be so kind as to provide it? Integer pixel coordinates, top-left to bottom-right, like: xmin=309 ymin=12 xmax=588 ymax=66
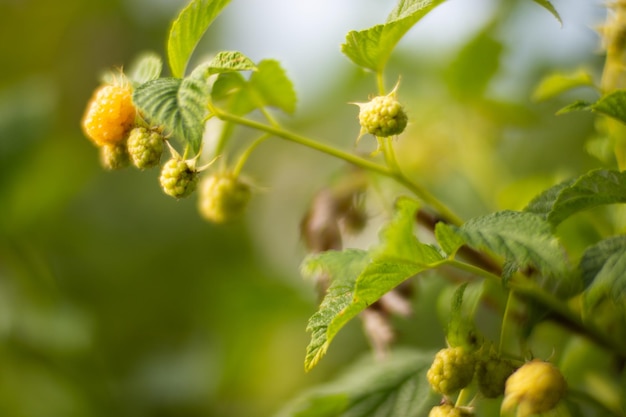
xmin=532 ymin=68 xmax=595 ymax=102
xmin=127 ymin=51 xmax=163 ymax=85
xmin=531 ymin=0 xmax=562 ymax=25
xmin=445 ymin=26 xmax=503 ymax=99
xmin=207 ymin=51 xmax=257 ymax=74
xmin=525 ymin=169 xmax=626 ymax=226
xmin=303 ymin=198 xmax=443 ymax=371
xmin=167 ymin=0 xmax=232 ymax=77
xmin=277 ymin=349 xmax=438 ymax=417
xmin=249 ymin=59 xmax=297 ymax=114
xmin=446 ymin=282 xmax=482 ymax=349
xmin=580 ymin=236 xmax=626 ymax=310
xmin=341 ymin=0 xmax=445 ymax=72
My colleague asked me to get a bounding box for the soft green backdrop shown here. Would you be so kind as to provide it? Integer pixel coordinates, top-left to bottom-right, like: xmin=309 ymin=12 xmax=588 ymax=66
xmin=0 ymin=1 xmax=607 ymax=416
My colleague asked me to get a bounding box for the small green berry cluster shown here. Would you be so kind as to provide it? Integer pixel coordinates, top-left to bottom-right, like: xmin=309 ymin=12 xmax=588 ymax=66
xmin=356 ymin=89 xmax=408 ymax=138
xmin=159 ymin=157 xmax=199 ymax=199
xmin=100 ymin=126 xmax=165 ymax=171
xmin=198 ymin=173 xmax=251 ymax=224
xmin=426 ymin=344 xmax=567 ymax=417
xmin=427 ymin=346 xmax=476 ymax=396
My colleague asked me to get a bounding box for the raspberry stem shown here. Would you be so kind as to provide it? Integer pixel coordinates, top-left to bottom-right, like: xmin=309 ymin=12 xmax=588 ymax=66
xmin=211 ymin=104 xmax=464 ymax=226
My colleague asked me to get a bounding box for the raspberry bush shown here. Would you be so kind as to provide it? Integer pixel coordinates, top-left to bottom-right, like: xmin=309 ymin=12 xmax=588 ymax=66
xmin=75 ymin=0 xmax=626 ymax=416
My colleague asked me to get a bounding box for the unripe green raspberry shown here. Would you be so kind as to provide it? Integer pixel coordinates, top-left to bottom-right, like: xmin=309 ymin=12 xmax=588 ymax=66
xmin=357 ymin=91 xmax=407 ymax=137
xmin=429 ymin=404 xmax=472 ymax=417
xmin=427 ymin=347 xmax=476 ymax=395
xmin=99 ymin=141 xmax=129 ymax=170
xmin=476 ymin=355 xmax=516 ymax=398
xmin=127 ymin=127 xmax=164 ymax=169
xmin=159 ymin=157 xmax=198 ymax=198
xmin=501 ymin=360 xmax=567 ymax=417
xmin=198 ymin=173 xmax=251 ymax=223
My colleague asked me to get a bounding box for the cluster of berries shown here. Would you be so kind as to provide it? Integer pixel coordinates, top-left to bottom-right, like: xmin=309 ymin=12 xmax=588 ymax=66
xmin=426 ymin=346 xmax=567 ymax=417
xmin=82 ymin=82 xmax=164 ymax=170
xmin=81 ymin=80 xmax=250 ymax=224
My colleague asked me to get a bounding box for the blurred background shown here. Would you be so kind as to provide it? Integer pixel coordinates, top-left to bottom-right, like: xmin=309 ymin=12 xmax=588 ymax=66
xmin=0 ymin=0 xmax=609 ymax=416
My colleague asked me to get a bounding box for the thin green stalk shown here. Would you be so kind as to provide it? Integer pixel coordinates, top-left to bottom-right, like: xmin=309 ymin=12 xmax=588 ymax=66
xmin=214 ymin=107 xmax=464 ymax=226
xmin=232 ymin=133 xmax=271 ymax=177
xmin=376 ymin=70 xmax=386 ymax=95
xmin=498 ymin=291 xmax=514 ymax=355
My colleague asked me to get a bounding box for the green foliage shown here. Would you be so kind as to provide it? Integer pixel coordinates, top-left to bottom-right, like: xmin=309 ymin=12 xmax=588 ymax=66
xmin=445 ymin=25 xmax=503 ymax=99
xmin=532 ymin=68 xmax=595 ymax=102
xmin=127 ymin=51 xmax=163 ymax=85
xmin=579 ymin=236 xmax=626 ymax=310
xmin=525 ymin=169 xmax=626 ymax=226
xmin=531 ymin=0 xmax=562 ymax=25
xmin=167 ymin=0 xmax=232 ymax=77
xmin=557 ymin=91 xmax=626 ymax=126
xmin=212 ymin=59 xmax=297 ymax=116
xmin=303 ymin=198 xmax=443 ymax=371
xmin=133 ymin=69 xmax=211 ymax=154
xmin=434 ymin=221 xmax=464 ymax=257
xmin=207 ymin=50 xmax=257 ymax=74
xmin=276 ymin=349 xmax=438 ymax=417
xmin=446 ymin=282 xmax=482 ymax=349
xmin=447 ymin=211 xmax=572 ymax=289
xmin=341 ymin=0 xmax=446 ymax=72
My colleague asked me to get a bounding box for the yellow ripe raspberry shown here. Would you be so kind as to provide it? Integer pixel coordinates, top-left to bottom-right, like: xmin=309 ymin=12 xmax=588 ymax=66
xmin=501 ymin=360 xmax=567 ymax=417
xmin=429 ymin=404 xmax=472 ymax=417
xmin=198 ymin=174 xmax=251 ymax=223
xmin=99 ymin=141 xmax=129 ymax=170
xmin=356 ymin=91 xmax=408 ymax=138
xmin=427 ymin=347 xmax=476 ymax=396
xmin=159 ymin=157 xmax=198 ymax=199
xmin=82 ymin=84 xmax=136 ymax=146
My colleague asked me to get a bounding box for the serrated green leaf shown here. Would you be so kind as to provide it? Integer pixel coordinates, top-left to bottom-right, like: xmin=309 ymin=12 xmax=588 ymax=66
xmin=302 ymin=249 xmax=371 ymax=372
xmin=249 ymin=59 xmax=297 ymax=114
xmin=277 ymin=349 xmax=438 ymax=417
xmin=167 ymin=0 xmax=231 ymax=78
xmin=580 ymin=236 xmax=626 ymax=310
xmin=556 ymin=100 xmax=592 ymax=115
xmin=532 ymin=0 xmax=562 ymax=25
xmin=133 ymin=77 xmax=182 ymax=130
xmin=341 ymin=0 xmax=445 ymax=72
xmin=304 ymin=198 xmax=443 ymax=371
xmin=127 ymin=51 xmax=163 ymax=85
xmin=435 ymin=222 xmax=464 ymax=257
xmin=532 ymin=68 xmax=595 ymax=102
xmin=591 ymin=90 xmax=626 ymax=125
xmin=452 ymin=211 xmax=573 ymax=294
xmin=207 ymin=51 xmax=257 ymax=74
xmin=133 ymin=65 xmax=211 ymax=154
xmin=445 ymin=26 xmax=503 ymax=99
xmin=525 ymin=169 xmax=626 ymax=226
xmin=580 ymin=235 xmax=626 ymax=288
